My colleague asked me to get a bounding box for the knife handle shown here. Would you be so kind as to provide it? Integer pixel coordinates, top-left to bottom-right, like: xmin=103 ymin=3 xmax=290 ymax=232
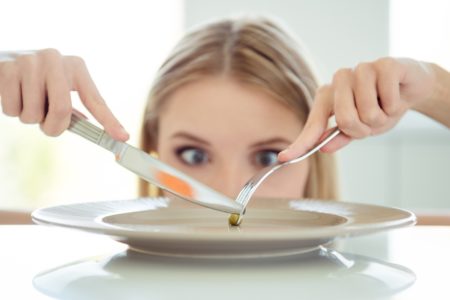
xmin=68 ymin=113 xmax=124 ymax=154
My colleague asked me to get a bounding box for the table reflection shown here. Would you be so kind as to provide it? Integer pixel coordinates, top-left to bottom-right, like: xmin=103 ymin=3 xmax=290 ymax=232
xmin=33 ymin=246 xmax=414 ymax=300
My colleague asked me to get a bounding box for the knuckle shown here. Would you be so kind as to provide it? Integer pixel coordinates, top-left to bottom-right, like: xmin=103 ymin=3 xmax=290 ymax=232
xmin=314 ymin=84 xmax=333 ymax=105
xmin=39 ymin=48 xmax=62 ymax=60
xmin=47 ymin=129 xmax=64 ymax=137
xmin=19 ymin=113 xmax=41 ymax=124
xmin=336 ymin=113 xmax=356 ymax=131
xmin=354 ymin=62 xmax=375 ymax=79
xmin=37 ymin=49 xmax=63 ymax=72
xmin=0 ymin=61 xmax=16 ymax=78
xmin=16 ymin=53 xmax=37 ymax=69
xmin=316 ymin=84 xmax=331 ymax=96
xmin=332 ymin=68 xmax=352 ymax=84
xmin=354 ymin=62 xmax=370 ymax=73
xmin=40 ymin=122 xmax=66 ymax=137
xmin=374 ymin=57 xmax=398 ymax=72
xmin=385 ymin=105 xmax=401 ymax=116
xmin=66 ymin=55 xmax=86 ymax=70
xmin=336 ymin=114 xmax=371 ymax=138
xmin=381 ymin=99 xmax=400 ymax=115
xmin=360 ymin=111 xmax=383 ymax=126
xmin=0 ymin=62 xmax=20 ymax=86
xmin=42 ymin=126 xmax=62 ymax=137
xmin=2 ymin=105 xmax=20 ymax=117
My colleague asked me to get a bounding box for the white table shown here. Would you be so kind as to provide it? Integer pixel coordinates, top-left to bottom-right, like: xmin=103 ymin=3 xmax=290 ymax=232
xmin=0 ymin=225 xmax=449 ymax=300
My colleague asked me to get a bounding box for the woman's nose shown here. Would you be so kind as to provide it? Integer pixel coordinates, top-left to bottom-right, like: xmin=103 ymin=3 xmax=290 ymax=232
xmin=208 ymin=164 xmax=253 ymax=199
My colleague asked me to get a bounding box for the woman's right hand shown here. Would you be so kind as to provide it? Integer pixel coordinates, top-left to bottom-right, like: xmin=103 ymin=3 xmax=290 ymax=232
xmin=279 ymin=57 xmax=450 ymax=162
xmin=0 ymin=49 xmax=129 ymax=141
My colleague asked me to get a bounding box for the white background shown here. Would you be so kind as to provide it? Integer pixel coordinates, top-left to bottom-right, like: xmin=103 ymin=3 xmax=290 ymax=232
xmin=1 ymin=0 xmax=449 ymax=212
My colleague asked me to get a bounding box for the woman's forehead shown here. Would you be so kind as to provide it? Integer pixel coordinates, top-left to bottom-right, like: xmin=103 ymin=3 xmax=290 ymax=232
xmin=158 ymin=76 xmax=303 ymax=141
xmin=162 ymin=77 xmax=300 ymax=117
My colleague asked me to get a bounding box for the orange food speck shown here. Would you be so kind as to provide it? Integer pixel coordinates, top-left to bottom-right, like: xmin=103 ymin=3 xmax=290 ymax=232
xmin=157 ymin=171 xmax=194 ymax=198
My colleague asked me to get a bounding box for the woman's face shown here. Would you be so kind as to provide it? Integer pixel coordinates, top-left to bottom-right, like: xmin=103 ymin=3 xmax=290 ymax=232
xmin=157 ymin=76 xmax=309 ymax=199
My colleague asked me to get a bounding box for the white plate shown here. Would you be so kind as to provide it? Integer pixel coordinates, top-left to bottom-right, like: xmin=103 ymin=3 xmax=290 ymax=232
xmin=32 ymin=197 xmax=416 ymax=257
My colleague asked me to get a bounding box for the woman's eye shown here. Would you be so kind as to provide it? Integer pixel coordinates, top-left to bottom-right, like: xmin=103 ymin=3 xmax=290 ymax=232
xmin=254 ymin=150 xmax=279 ymax=167
xmin=176 ymin=147 xmax=209 ymax=166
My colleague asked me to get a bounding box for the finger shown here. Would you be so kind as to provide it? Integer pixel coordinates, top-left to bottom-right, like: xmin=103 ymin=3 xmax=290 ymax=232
xmin=333 ymin=68 xmax=371 ymax=138
xmin=18 ymin=55 xmax=46 ymax=123
xmin=278 ymin=85 xmax=333 ymax=162
xmin=375 ymin=58 xmax=403 ymax=116
xmin=353 ymin=63 xmax=388 ymax=128
xmin=319 ymin=127 xmax=352 ymax=153
xmin=40 ymin=62 xmax=72 ymax=136
xmin=0 ymin=62 xmax=22 ymax=117
xmin=68 ymin=57 xmax=129 ymax=141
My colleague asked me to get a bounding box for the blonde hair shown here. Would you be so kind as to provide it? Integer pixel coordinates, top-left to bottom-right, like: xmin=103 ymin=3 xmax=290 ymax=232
xmin=139 ymin=16 xmax=338 ymax=200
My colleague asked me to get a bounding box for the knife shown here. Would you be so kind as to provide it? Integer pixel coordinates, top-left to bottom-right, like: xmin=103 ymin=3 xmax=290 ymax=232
xmin=68 ymin=113 xmax=244 ymax=214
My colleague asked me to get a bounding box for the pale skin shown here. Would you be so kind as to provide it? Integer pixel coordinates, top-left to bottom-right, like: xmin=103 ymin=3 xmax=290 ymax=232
xmin=157 ymin=76 xmax=309 ymax=199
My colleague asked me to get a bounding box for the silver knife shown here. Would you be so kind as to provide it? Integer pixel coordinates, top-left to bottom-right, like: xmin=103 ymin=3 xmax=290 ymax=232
xmin=68 ymin=113 xmax=244 ymax=214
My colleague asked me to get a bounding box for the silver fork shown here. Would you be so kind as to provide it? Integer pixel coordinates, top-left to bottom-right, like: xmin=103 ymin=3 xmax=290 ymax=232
xmin=229 ymin=128 xmax=341 ymax=225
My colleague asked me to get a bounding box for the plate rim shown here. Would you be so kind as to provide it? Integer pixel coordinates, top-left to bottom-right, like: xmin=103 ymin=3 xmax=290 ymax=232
xmin=31 ymin=197 xmax=417 ymax=242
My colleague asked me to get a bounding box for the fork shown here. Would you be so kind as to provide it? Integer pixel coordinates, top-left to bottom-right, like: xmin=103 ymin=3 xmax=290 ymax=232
xmin=229 ymin=128 xmax=341 ymax=225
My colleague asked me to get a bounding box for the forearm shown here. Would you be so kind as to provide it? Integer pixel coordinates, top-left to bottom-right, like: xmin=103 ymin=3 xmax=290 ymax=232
xmin=414 ymin=63 xmax=450 ymax=128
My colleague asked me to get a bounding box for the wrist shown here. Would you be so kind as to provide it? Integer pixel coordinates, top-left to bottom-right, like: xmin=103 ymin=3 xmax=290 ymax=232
xmin=413 ymin=63 xmax=447 ymax=111
xmin=413 ymin=63 xmax=450 ymax=127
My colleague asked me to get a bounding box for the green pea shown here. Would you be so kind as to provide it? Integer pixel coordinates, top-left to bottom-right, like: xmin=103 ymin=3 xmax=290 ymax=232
xmin=228 ymin=213 xmax=242 ymax=226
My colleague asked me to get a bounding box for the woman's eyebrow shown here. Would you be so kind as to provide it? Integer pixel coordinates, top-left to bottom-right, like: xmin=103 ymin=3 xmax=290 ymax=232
xmin=250 ymin=137 xmax=292 ymax=148
xmin=170 ymin=131 xmax=211 ymax=146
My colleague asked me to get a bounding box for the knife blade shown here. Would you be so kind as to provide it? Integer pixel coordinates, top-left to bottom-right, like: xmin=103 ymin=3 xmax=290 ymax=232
xmin=68 ymin=113 xmax=244 ymax=214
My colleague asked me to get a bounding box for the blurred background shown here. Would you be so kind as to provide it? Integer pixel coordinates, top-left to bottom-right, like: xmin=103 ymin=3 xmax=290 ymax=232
xmin=1 ymin=0 xmax=449 ymax=215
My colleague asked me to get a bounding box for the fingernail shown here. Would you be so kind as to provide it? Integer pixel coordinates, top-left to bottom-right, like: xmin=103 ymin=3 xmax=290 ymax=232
xmin=118 ymin=126 xmax=129 ymax=140
xmin=279 ymin=149 xmax=289 ymax=156
xmin=278 ymin=149 xmax=291 ymax=160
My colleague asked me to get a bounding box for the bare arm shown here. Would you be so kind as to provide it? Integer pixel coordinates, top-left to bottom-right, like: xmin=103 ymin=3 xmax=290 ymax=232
xmin=414 ymin=63 xmax=450 ymax=128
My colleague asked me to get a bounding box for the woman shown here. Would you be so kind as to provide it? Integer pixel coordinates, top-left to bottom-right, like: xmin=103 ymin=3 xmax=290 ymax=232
xmin=4 ymin=19 xmax=450 ymax=204
xmin=138 ymin=16 xmax=338 ymax=200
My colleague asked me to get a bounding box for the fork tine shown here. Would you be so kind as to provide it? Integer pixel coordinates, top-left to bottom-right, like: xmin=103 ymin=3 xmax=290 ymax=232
xmin=236 ymin=183 xmax=254 ymax=206
xmin=231 ymin=128 xmax=341 ymax=225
